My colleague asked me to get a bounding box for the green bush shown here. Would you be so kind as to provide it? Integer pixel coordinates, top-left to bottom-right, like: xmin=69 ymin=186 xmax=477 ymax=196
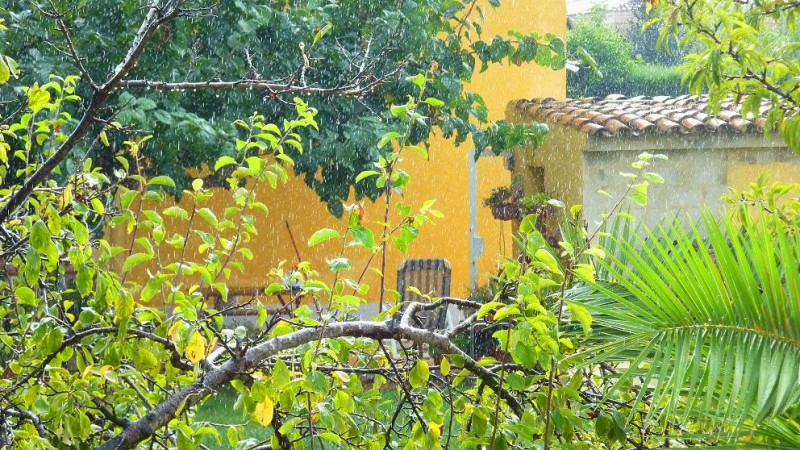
xmin=567 ymin=9 xmax=633 ymax=98
xmin=567 ymin=7 xmax=686 ymax=98
xmin=628 ymin=63 xmax=683 ymax=96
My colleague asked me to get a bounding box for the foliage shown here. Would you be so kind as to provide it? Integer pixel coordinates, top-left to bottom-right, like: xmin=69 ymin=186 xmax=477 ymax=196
xmin=3 ymin=2 xmax=800 ymax=448
xmin=482 ymin=186 xmax=514 ymax=207
xmin=566 ymin=175 xmax=800 ymax=447
xmin=624 ymin=0 xmax=688 ymax=65
xmin=627 ymin=62 xmax=683 ymax=95
xmin=0 ymin=0 xmax=563 ymax=216
xmin=0 ymin=41 xmax=672 ymax=448
xmin=650 ymin=0 xmax=800 ymax=152
xmin=567 ymin=6 xmax=685 ymax=98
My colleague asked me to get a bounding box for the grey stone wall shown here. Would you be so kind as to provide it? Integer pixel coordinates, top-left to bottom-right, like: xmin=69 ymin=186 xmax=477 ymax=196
xmin=581 ymin=144 xmax=800 ymax=231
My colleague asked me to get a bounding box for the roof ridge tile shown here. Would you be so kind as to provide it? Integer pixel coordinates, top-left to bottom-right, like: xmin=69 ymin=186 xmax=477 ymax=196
xmin=513 ymin=94 xmax=769 ymax=137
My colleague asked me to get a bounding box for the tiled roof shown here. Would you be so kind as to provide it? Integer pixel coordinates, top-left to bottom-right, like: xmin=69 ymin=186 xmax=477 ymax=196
xmin=513 ymin=94 xmax=770 ymax=137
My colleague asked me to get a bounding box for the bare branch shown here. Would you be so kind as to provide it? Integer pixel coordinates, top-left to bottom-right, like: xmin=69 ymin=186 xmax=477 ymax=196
xmin=46 ymin=0 xmax=98 ymax=90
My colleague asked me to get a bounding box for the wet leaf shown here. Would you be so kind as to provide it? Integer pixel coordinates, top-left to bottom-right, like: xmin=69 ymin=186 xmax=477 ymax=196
xmin=307 ymin=228 xmax=339 ymax=247
xmin=185 ymin=331 xmax=206 ymax=364
xmin=253 ymin=398 xmax=274 ymax=426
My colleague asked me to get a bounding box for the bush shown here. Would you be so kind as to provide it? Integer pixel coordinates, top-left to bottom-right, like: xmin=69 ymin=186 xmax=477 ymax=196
xmin=567 ymin=9 xmax=634 ymax=97
xmin=628 ymin=63 xmax=683 ymax=96
xmin=567 ymin=7 xmax=686 ymax=98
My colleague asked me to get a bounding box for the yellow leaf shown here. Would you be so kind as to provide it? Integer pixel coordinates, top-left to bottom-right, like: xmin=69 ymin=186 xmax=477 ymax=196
xmin=429 ymin=421 xmax=443 ymax=439
xmin=99 ymin=131 xmax=110 ymax=147
xmin=332 ymin=370 xmax=350 ymax=384
xmin=59 ymin=185 xmax=72 ymax=209
xmin=185 ymin=331 xmax=206 ymax=364
xmin=253 ymin=398 xmax=274 ymax=426
xmin=168 ymin=321 xmax=182 ymax=342
xmin=99 ymin=365 xmax=114 ymax=385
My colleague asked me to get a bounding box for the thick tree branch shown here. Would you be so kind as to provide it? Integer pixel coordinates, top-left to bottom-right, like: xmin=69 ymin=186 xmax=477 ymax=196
xmin=98 ymin=303 xmax=522 ymax=450
xmin=117 ymin=70 xmax=396 ymax=97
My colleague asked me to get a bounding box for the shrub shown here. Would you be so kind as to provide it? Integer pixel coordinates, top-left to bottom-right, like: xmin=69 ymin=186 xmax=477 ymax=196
xmin=567 ymin=6 xmax=686 ymax=98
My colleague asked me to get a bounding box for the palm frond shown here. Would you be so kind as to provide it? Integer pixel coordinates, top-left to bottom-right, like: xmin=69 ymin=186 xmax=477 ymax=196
xmin=571 ymin=210 xmax=800 ymax=429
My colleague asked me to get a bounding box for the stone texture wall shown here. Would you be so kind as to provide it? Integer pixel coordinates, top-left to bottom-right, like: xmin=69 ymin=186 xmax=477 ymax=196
xmin=582 ymin=142 xmax=800 ymax=230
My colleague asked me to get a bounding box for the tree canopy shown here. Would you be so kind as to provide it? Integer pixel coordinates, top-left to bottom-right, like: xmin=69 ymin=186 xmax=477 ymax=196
xmin=1 ymin=0 xmax=562 ymax=215
xmin=567 ymin=5 xmax=684 ymax=98
xmin=2 ymin=1 xmax=800 ymax=449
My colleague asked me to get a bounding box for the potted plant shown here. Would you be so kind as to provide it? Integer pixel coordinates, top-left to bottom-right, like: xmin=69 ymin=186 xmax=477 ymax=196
xmin=483 ymin=187 xmax=519 ymax=221
xmin=519 ymin=192 xmax=554 ymax=217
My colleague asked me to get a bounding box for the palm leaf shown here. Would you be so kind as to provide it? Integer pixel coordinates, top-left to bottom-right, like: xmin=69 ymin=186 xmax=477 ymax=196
xmin=571 ymin=210 xmax=800 ymax=431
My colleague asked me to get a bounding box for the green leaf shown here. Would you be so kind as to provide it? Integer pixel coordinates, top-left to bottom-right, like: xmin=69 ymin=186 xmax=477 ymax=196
xmin=0 ymin=56 xmax=10 ymax=85
xmin=643 ymin=172 xmax=664 ymax=184
xmin=477 ymin=301 xmax=504 ymax=319
xmin=313 ymin=23 xmax=333 ymax=45
xmin=149 ymin=175 xmax=176 ymax=188
xmin=327 ymin=257 xmax=352 ymax=271
xmin=440 ymin=357 xmax=451 ymax=376
xmin=28 ymin=85 xmax=51 ymax=111
xmin=422 ymin=97 xmax=444 ymax=107
xmin=163 ymin=206 xmax=189 ymax=220
xmin=75 ymin=264 xmax=93 ymax=297
xmin=355 ymin=170 xmax=380 ymax=183
xmin=377 ymin=132 xmax=401 ymax=149
xmin=91 ymin=198 xmax=106 ymax=215
xmin=407 ymin=145 xmax=429 ymax=158
xmin=305 ymin=370 xmax=330 ymax=394
xmin=572 ymin=263 xmax=595 ymax=284
xmin=319 ymin=432 xmax=343 ymax=444
xmin=350 ymin=226 xmax=375 ymax=248
xmin=214 ymin=156 xmax=237 ymax=171
xmin=307 ymin=228 xmax=339 ymax=247
xmin=114 ymin=291 xmax=134 ymax=328
xmin=409 ymin=359 xmax=429 ymax=389
xmin=196 ymin=208 xmax=218 ymax=228
xmin=15 ymin=287 xmax=37 ymax=307
xmin=29 ymin=221 xmax=51 ymax=254
xmin=99 ymin=131 xmax=110 ymax=147
xmin=122 ymin=253 xmax=154 ymax=272
xmin=271 ymin=358 xmax=291 ymax=389
xmin=566 ymin=301 xmax=592 ymax=336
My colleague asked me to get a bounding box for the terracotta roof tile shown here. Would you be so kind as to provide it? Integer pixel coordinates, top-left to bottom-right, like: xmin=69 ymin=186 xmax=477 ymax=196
xmin=603 ymin=119 xmax=631 ymax=135
xmin=629 ymin=118 xmax=655 ymax=132
xmin=729 ymin=117 xmax=752 ymax=132
xmin=580 ymin=122 xmax=608 ymax=135
xmin=655 ymin=118 xmax=681 ymax=132
xmin=513 ymin=94 xmax=769 ymax=137
xmin=717 ymin=110 xmax=740 ymax=121
xmin=680 ymin=117 xmax=706 ymax=131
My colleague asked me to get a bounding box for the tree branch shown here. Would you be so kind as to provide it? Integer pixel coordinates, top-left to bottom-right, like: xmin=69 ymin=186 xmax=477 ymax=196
xmin=0 ymin=0 xmax=187 ymax=225
xmin=98 ymin=303 xmax=523 ymax=450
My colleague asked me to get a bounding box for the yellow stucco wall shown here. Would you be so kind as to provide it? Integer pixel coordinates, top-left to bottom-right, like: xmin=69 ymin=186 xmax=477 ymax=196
xmin=111 ymin=1 xmax=567 ymax=303
xmin=505 ymin=101 xmax=585 ymax=232
xmin=727 ymin=161 xmax=800 ymax=192
xmin=471 ymin=2 xmax=567 ymax=280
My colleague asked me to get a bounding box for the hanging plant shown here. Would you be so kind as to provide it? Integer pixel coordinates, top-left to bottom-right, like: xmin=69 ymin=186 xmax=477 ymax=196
xmin=519 ymin=193 xmax=557 ymax=217
xmin=483 ymin=187 xmax=520 ymax=221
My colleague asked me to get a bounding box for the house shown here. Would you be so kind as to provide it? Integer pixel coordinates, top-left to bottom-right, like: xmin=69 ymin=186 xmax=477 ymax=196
xmin=567 ymin=0 xmax=634 ymax=29
xmin=505 ymin=94 xmax=800 ymax=228
xmin=109 ymin=1 xmax=568 ymax=313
